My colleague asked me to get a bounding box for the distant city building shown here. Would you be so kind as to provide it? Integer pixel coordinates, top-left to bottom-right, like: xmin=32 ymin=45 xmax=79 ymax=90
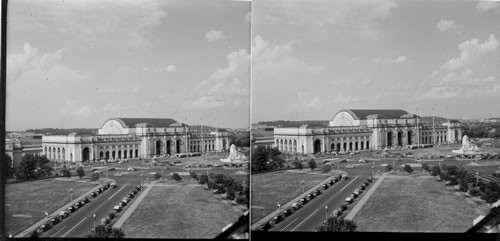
xmin=42 ymin=118 xmax=230 ymax=163
xmin=272 ymin=109 xmax=463 ymax=154
xmin=5 ymin=135 xmax=43 ymax=167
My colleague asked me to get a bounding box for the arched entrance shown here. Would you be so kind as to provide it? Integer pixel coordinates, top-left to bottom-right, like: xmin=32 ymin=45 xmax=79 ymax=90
xmin=156 ymin=140 xmax=161 ymax=155
xmin=135 ymin=149 xmax=138 ymax=158
xmin=70 ymin=153 xmax=73 ymax=162
xmin=112 ymin=151 xmax=116 ymax=159
xmin=343 ymin=143 xmax=347 ymax=151
xmin=82 ymin=147 xmax=90 ymax=162
xmin=313 ymin=139 xmax=321 ymax=154
xmin=337 ymin=143 xmax=341 ymax=152
xmin=99 ymin=151 xmax=103 ymax=159
xmin=366 ymin=141 xmax=370 ymax=149
xmin=331 ymin=143 xmax=335 ymax=152
xmin=387 ymin=132 xmax=393 ymax=147
xmin=118 ymin=150 xmax=122 ymax=159
xmin=455 ymin=130 xmax=459 ymax=141
xmin=301 ymin=145 xmax=304 ymax=153
xmin=355 ymin=142 xmax=358 ymax=151
xmin=176 ymin=140 xmax=181 ymax=153
xmin=349 ymin=142 xmax=353 ymax=151
xmin=407 ymin=131 xmax=412 ymax=145
xmin=397 ymin=131 xmax=403 ymax=146
xmin=105 ymin=151 xmax=110 ymax=160
xmin=222 ymin=140 xmax=226 ymax=150
xmin=124 ymin=151 xmax=127 ymax=159
xmin=129 ymin=150 xmax=133 ymax=158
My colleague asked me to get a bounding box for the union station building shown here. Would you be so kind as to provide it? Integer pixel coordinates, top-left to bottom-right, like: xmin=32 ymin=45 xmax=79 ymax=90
xmin=42 ymin=118 xmax=230 ymax=163
xmin=273 ymin=109 xmax=463 ymax=154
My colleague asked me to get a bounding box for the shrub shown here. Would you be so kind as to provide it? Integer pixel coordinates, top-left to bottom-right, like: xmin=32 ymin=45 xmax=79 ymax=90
xmin=308 ymin=159 xmax=317 ymax=170
xmin=76 ymin=166 xmax=85 ymax=178
xmin=91 ymin=172 xmax=100 ymax=181
xmin=108 ymin=168 xmax=116 ymax=172
xmin=61 ymin=168 xmax=72 ymax=177
xmin=323 ymin=164 xmax=332 ymax=173
xmin=469 ymin=187 xmax=483 ymax=197
xmin=403 ymin=164 xmax=413 ymax=174
xmin=430 ymin=165 xmax=441 ymax=176
xmin=421 ymin=163 xmax=430 ymax=173
xmin=385 ymin=164 xmax=393 ymax=171
xmin=198 ymin=174 xmax=209 ymax=185
xmin=171 ymin=173 xmax=182 ymax=182
xmin=190 ymin=171 xmax=198 ymax=180
xmin=293 ymin=160 xmax=303 ymax=169
xmin=154 ymin=173 xmax=161 ymax=179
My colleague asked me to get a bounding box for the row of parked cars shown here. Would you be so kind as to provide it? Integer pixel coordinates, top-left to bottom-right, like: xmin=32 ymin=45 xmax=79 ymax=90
xmin=259 ymin=175 xmax=347 ymax=231
xmin=102 ymin=185 xmax=143 ymax=226
xmin=35 ymin=183 xmax=116 ymax=234
xmin=332 ymin=177 xmax=373 ymax=218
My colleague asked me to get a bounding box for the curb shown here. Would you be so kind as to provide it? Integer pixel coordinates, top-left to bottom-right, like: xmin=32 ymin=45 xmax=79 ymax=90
xmin=345 ymin=173 xmax=387 ymax=221
xmin=112 ymin=181 xmax=155 ymax=229
xmin=15 ymin=179 xmax=112 ymax=237
xmin=251 ymin=171 xmax=343 ymax=230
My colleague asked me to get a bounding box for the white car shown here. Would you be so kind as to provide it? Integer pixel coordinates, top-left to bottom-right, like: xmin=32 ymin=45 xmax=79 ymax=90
xmin=345 ymin=197 xmax=353 ymax=203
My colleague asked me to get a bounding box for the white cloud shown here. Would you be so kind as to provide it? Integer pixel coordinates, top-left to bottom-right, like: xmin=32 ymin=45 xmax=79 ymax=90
xmin=436 ymin=19 xmax=457 ymax=32
xmin=60 ymin=101 xmax=91 ymax=117
xmin=7 ymin=42 xmax=91 ymax=83
xmin=297 ymin=92 xmax=322 ymax=108
xmin=143 ymin=65 xmax=176 ymax=73
xmin=421 ymin=87 xmax=460 ymax=99
xmin=102 ymin=102 xmax=128 ymax=112
xmin=184 ymin=96 xmax=226 ymax=109
xmin=333 ymin=94 xmax=357 ymax=104
xmin=253 ymin=35 xmax=323 ymax=76
xmin=476 ymin=1 xmax=499 ymax=11
xmin=440 ymin=34 xmax=498 ymax=72
xmin=373 ymin=55 xmax=407 ymax=64
xmin=205 ymin=30 xmax=227 ymax=41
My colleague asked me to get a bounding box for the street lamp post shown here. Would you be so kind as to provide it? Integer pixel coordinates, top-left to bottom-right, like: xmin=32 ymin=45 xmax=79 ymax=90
xmin=302 ymin=180 xmax=305 ymax=194
xmin=324 ymin=206 xmax=328 ymax=222
xmin=92 ymin=213 xmax=96 ymax=232
xmin=476 ymin=172 xmax=479 ymax=184
xmin=70 ymin=188 xmax=73 ymax=201
xmin=140 ymin=171 xmax=143 ymax=186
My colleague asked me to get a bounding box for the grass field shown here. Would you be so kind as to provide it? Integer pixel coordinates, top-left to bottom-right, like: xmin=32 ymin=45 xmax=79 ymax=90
xmin=5 ymin=179 xmax=96 ymax=235
xmin=353 ymin=176 xmax=490 ymax=232
xmin=251 ymin=170 xmax=330 ymax=223
xmin=121 ymin=182 xmax=244 ymax=238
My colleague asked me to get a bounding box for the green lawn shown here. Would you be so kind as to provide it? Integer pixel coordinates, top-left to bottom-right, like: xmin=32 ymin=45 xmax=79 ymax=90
xmin=353 ymin=176 xmax=490 ymax=232
xmin=6 ymin=179 xmax=96 ymax=235
xmin=251 ymin=170 xmax=330 ymax=223
xmin=121 ymin=182 xmax=244 ymax=238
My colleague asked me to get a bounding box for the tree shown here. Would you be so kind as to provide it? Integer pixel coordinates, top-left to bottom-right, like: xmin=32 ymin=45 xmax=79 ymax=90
xmin=386 ymin=164 xmax=393 ymax=171
xmin=61 ymin=168 xmax=72 ymax=177
xmin=482 ymin=189 xmax=500 ymax=206
xmin=190 ymin=171 xmax=198 ymax=180
xmin=251 ymin=146 xmax=284 ymax=172
xmin=293 ymin=160 xmax=303 ymax=169
xmin=308 ymin=159 xmax=317 ymax=171
xmin=91 ymin=172 xmax=100 ymax=181
xmin=403 ymin=164 xmax=413 ymax=174
xmin=421 ymin=163 xmax=430 ymax=173
xmin=90 ymin=224 xmax=125 ymax=238
xmin=198 ymin=173 xmax=209 ymax=185
xmin=323 ymin=164 xmax=332 ymax=173
xmin=16 ymin=155 xmax=38 ymax=179
xmin=171 ymin=173 xmax=182 ymax=182
xmin=76 ymin=166 xmax=85 ymax=178
xmin=316 ymin=217 xmax=357 ymax=232
xmin=4 ymin=154 xmax=16 ymax=179
xmin=430 ymin=165 xmax=441 ymax=176
xmin=469 ymin=187 xmax=483 ymax=197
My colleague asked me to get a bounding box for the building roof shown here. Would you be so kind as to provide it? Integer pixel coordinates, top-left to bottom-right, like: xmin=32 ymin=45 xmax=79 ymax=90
xmin=339 ymin=109 xmax=410 ymax=120
xmin=188 ymin=125 xmax=226 ymax=132
xmin=106 ymin=118 xmax=179 ymax=128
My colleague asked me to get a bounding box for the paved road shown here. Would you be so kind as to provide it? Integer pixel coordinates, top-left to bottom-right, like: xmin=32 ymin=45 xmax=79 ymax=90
xmin=37 ymin=160 xmax=244 ymax=237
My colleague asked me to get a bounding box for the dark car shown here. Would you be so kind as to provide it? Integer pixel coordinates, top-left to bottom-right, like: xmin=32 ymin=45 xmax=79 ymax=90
xmin=136 ymin=185 xmax=142 ymax=191
xmin=48 ymin=217 xmax=60 ymax=226
xmin=37 ymin=224 xmax=50 ymax=233
xmin=96 ymin=188 xmax=103 ymax=194
xmin=283 ymin=208 xmax=293 ymax=217
xmin=90 ymin=192 xmax=97 ymax=198
xmin=66 ymin=206 xmax=75 ymax=213
xmin=73 ymin=202 xmax=81 ymax=209
xmin=328 ymin=180 xmax=334 ymax=185
xmin=79 ymin=200 xmax=86 ymax=206
xmin=299 ymin=198 xmax=306 ymax=205
xmin=110 ymin=183 xmax=117 ymax=188
xmin=132 ymin=189 xmax=138 ymax=195
xmin=82 ymin=197 xmax=90 ymax=203
xmin=306 ymin=194 xmax=313 ymax=200
xmin=118 ymin=202 xmax=126 ymax=208
xmin=314 ymin=189 xmax=322 ymax=196
xmin=127 ymin=193 xmax=134 ymax=199
xmin=105 ymin=183 xmax=111 ymax=188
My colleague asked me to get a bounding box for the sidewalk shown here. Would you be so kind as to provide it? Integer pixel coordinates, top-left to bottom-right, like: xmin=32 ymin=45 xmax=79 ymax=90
xmin=15 ymin=179 xmax=113 ymax=237
xmin=251 ymin=171 xmax=343 ymax=230
xmin=112 ymin=181 xmax=155 ymax=229
xmin=345 ymin=173 xmax=386 ymax=221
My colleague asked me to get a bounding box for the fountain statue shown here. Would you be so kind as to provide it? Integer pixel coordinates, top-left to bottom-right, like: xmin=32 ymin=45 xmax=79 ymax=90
xmin=452 ymin=135 xmax=480 ymax=154
xmin=220 ymin=144 xmax=248 ymax=163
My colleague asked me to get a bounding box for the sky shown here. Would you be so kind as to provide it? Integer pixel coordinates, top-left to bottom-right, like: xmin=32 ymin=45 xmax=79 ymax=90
xmin=252 ymin=0 xmax=500 ymax=123
xmin=6 ymin=0 xmax=250 ymax=131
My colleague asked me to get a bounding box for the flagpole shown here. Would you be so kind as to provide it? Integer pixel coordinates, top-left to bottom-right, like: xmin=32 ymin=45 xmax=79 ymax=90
xmin=432 ymin=108 xmax=435 ymax=145
xmin=416 ymin=108 xmax=420 ymax=149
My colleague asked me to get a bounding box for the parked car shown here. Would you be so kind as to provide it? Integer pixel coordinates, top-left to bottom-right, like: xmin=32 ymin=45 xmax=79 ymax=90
xmin=79 ymin=200 xmax=86 ymax=206
xmin=328 ymin=180 xmax=334 ymax=185
xmin=283 ymin=208 xmax=293 ymax=217
xmin=118 ymin=202 xmax=126 ymax=208
xmin=322 ymin=184 xmax=328 ymax=190
xmin=110 ymin=183 xmax=117 ymax=188
xmin=48 ymin=217 xmax=60 ymax=226
xmin=352 ymin=192 xmax=358 ymax=198
xmin=299 ymin=198 xmax=306 ymax=205
xmin=66 ymin=206 xmax=75 ymax=213
xmin=342 ymin=175 xmax=349 ymax=180
xmin=90 ymin=192 xmax=97 ymax=198
xmin=136 ymin=185 xmax=142 ymax=191
xmin=73 ymin=202 xmax=81 ymax=209
xmin=113 ymin=205 xmax=122 ymax=213
xmin=314 ymin=189 xmax=322 ymax=196
xmin=82 ymin=197 xmax=90 ymax=203
xmin=345 ymin=197 xmax=353 ymax=203
xmin=291 ymin=202 xmax=301 ymax=211
xmin=127 ymin=193 xmax=134 ymax=199
xmin=306 ymin=194 xmax=313 ymax=200
xmin=332 ymin=209 xmax=341 ymax=218
xmin=37 ymin=224 xmax=50 ymax=233
xmin=100 ymin=217 xmax=109 ymax=225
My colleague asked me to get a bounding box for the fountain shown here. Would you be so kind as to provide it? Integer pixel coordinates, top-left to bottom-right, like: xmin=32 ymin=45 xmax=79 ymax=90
xmin=220 ymin=144 xmax=248 ymax=163
xmin=452 ymin=135 xmax=480 ymax=154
